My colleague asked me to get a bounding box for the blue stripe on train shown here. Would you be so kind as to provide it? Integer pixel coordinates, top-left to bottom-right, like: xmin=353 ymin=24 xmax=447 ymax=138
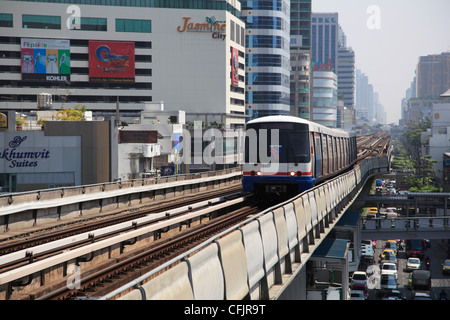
xmin=242 ymin=175 xmax=316 ymax=193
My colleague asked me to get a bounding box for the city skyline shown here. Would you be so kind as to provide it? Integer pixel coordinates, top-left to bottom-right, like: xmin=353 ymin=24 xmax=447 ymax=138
xmin=312 ymin=0 xmax=450 ymax=124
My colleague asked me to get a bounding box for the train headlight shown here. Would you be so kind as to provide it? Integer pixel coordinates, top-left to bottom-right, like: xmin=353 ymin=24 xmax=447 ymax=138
xmin=256 ymin=171 xmax=262 ymax=176
xmin=251 ymin=170 xmax=256 ymax=176
xmin=289 ymin=171 xmax=296 ymax=177
xmin=297 ymin=171 xmax=302 ymax=177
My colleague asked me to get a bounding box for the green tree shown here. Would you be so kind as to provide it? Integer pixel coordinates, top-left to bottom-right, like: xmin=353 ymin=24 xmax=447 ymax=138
xmin=57 ymin=105 xmax=87 ymax=121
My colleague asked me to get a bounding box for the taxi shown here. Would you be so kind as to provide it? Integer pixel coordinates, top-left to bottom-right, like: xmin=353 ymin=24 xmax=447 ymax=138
xmin=443 ymin=259 xmax=450 ymax=275
xmin=380 ymin=249 xmax=396 ymax=260
xmin=384 ymin=240 xmax=398 ymax=256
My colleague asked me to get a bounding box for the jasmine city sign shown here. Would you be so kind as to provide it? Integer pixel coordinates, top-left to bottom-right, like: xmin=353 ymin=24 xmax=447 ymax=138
xmin=177 ymin=16 xmax=226 ymax=40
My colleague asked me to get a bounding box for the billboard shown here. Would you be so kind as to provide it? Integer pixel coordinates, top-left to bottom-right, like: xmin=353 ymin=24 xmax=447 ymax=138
xmin=21 ymin=38 xmax=70 ymax=82
xmin=89 ymin=41 xmax=135 ymax=82
xmin=231 ymin=47 xmax=239 ymax=86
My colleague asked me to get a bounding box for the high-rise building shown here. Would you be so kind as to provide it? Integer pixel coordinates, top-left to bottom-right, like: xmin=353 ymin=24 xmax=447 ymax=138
xmin=290 ymin=0 xmax=312 ymax=119
xmin=336 ymin=26 xmax=355 ymax=110
xmin=290 ymin=0 xmax=312 ymax=51
xmin=0 ymin=0 xmax=246 ymax=128
xmin=416 ymin=52 xmax=450 ymax=98
xmin=311 ymin=13 xmax=338 ymax=72
xmin=241 ymin=0 xmax=291 ymax=119
xmin=355 ymin=69 xmax=373 ymax=125
xmin=312 ymin=70 xmax=337 ymax=127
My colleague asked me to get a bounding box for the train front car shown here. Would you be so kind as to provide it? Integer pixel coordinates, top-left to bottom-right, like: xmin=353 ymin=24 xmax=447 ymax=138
xmin=242 ymin=116 xmax=314 ymax=197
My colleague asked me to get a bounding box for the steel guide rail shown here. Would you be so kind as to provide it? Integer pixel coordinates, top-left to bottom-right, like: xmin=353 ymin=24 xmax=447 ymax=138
xmin=0 ymin=194 xmax=248 ymax=285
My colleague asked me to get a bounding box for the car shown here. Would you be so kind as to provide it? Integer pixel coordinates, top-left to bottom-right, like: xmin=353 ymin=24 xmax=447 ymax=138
xmin=413 ymin=291 xmax=432 ymax=300
xmin=351 ymin=271 xmax=368 ymax=287
xmin=381 ymin=263 xmax=398 ymax=279
xmin=407 ymin=257 xmax=421 ymax=271
xmin=381 ymin=255 xmax=398 ymax=268
xmin=360 ymin=244 xmax=374 ymax=262
xmin=350 ymin=289 xmax=366 ymax=300
xmin=380 ymin=274 xmax=398 ymax=292
xmin=384 ymin=241 xmax=398 ymax=255
xmin=385 ymin=208 xmax=398 ymax=218
xmin=381 ymin=289 xmax=404 ymax=300
xmin=380 ymin=249 xmax=396 ymax=260
xmin=351 ymin=283 xmax=369 ymax=299
xmin=366 ymin=207 xmax=378 ymax=219
xmin=442 ymin=259 xmax=450 ymax=275
xmin=361 ymin=240 xmax=375 ymax=250
xmin=407 ymin=272 xmax=413 ymax=289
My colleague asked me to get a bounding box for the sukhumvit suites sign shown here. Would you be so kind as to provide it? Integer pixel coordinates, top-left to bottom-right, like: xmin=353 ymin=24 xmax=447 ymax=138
xmin=0 ymin=136 xmax=50 ymax=168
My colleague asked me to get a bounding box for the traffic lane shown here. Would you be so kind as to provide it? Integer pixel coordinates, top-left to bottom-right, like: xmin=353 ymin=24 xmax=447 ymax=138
xmin=429 ymin=239 xmax=450 ymax=298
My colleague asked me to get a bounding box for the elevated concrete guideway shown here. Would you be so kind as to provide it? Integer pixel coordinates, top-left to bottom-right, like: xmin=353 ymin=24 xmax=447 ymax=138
xmin=103 ymin=157 xmax=392 ymax=300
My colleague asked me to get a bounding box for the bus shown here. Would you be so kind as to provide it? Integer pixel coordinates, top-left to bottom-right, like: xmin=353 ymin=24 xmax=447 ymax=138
xmin=405 ymin=239 xmax=424 ymax=259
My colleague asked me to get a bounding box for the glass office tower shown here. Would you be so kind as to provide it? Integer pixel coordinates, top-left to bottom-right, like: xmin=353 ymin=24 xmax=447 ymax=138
xmin=240 ymin=0 xmax=291 ymax=120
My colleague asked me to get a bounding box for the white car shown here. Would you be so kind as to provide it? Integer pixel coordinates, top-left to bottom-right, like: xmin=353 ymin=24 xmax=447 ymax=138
xmin=351 ymin=271 xmax=368 ymax=287
xmin=406 ymin=257 xmax=421 ymax=271
xmin=381 ymin=263 xmax=398 ymax=280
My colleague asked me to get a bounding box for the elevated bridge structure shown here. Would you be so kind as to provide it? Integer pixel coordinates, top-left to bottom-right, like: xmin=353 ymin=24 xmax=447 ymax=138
xmin=103 ymin=157 xmax=391 ymax=300
xmin=356 ymin=194 xmax=450 ymax=240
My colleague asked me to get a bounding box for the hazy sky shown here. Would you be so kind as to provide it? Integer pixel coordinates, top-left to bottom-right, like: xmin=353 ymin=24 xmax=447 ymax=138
xmin=312 ymin=0 xmax=450 ymax=124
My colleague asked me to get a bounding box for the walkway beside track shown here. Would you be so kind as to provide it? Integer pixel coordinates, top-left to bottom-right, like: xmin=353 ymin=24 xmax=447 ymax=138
xmin=0 ymin=168 xmax=242 ymax=236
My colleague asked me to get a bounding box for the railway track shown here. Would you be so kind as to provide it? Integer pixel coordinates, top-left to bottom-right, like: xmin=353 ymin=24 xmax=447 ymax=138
xmin=37 ymin=205 xmax=260 ymax=300
xmin=357 ymin=132 xmax=390 ymax=161
xmin=0 ymin=185 xmax=260 ymax=300
xmin=0 ymin=185 xmax=242 ymax=254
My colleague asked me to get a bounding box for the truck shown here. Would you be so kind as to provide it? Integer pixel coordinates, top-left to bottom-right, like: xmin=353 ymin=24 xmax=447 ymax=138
xmin=411 ymin=270 xmax=431 ymax=291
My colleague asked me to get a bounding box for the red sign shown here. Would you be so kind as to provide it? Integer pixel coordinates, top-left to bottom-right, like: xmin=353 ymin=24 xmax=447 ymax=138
xmin=231 ymin=47 xmax=239 ymax=86
xmin=89 ymin=41 xmax=135 ymax=82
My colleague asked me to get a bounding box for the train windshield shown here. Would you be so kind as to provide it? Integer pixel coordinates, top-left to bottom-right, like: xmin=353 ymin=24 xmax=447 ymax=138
xmin=245 ymin=122 xmax=310 ymax=163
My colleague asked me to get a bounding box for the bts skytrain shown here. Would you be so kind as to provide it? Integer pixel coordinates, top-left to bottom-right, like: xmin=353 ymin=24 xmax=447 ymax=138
xmin=242 ymin=115 xmax=357 ymax=196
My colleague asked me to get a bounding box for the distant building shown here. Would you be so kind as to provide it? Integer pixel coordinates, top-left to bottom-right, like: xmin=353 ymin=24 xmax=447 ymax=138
xmin=290 ymin=0 xmax=312 ymax=119
xmin=311 ymin=13 xmax=338 ymax=72
xmin=428 ymin=102 xmax=450 ymax=180
xmin=355 ymin=69 xmax=374 ymax=125
xmin=312 ymin=70 xmax=338 ymax=127
xmin=336 ymin=46 xmax=355 ymax=109
xmin=290 ymin=50 xmax=311 ymax=119
xmin=416 ymin=52 xmax=450 ymax=98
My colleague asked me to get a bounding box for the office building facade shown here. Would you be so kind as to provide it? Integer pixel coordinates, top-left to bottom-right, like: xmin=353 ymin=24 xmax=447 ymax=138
xmin=312 ymin=70 xmax=337 ymax=127
xmin=311 ymin=13 xmax=338 ymax=72
xmin=240 ymin=0 xmax=291 ymax=119
xmin=0 ymin=0 xmax=246 ymax=128
xmin=416 ymin=52 xmax=450 ymax=98
xmin=290 ymin=0 xmax=311 ymax=119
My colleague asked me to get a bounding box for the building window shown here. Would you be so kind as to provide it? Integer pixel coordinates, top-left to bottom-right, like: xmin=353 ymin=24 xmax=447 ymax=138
xmin=116 ymin=19 xmax=151 ymax=33
xmin=22 ymin=14 xmax=61 ymax=29
xmin=0 ymin=13 xmax=13 ymax=28
xmin=72 ymin=17 xmax=107 ymax=31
